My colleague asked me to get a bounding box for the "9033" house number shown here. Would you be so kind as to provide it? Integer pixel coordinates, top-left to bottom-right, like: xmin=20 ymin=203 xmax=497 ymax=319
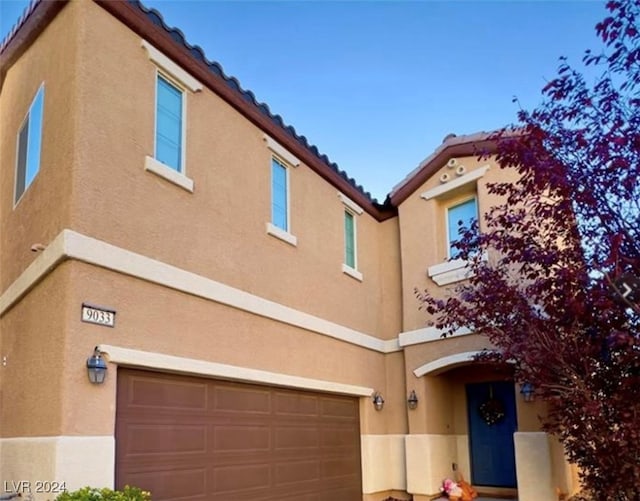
xmin=81 ymin=303 xmax=116 ymax=327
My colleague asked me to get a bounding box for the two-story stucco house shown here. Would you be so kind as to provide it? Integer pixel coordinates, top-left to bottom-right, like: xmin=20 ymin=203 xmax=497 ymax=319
xmin=0 ymin=1 xmax=578 ymax=500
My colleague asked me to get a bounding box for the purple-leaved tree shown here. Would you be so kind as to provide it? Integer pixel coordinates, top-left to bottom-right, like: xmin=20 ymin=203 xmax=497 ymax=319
xmin=417 ymin=1 xmax=640 ymax=498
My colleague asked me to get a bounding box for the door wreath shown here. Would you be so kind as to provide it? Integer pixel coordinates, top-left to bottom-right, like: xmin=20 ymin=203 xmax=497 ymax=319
xmin=478 ymin=385 xmax=505 ymax=426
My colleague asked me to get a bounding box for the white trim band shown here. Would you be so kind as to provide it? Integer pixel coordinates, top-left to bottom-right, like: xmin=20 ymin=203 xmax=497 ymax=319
xmin=413 ymin=350 xmax=482 ymax=377
xmin=398 ymin=325 xmax=473 ymax=347
xmin=99 ymin=344 xmax=374 ymax=396
xmin=0 ymin=230 xmax=400 ymax=354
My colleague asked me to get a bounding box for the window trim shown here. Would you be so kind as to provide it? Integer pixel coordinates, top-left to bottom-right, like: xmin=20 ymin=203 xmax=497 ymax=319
xmin=267 ymin=155 xmax=298 ymax=246
xmin=344 ymin=210 xmax=357 ymax=268
xmin=14 ymin=83 xmax=45 ymax=207
xmin=420 ymin=165 xmax=489 ymax=200
xmin=142 ymin=39 xmax=201 ymax=191
xmin=154 ymin=70 xmax=188 ymax=175
xmin=445 ymin=195 xmax=478 ymax=260
xmin=339 ymin=192 xmax=363 ymax=282
xmin=141 ymin=40 xmax=203 ymax=93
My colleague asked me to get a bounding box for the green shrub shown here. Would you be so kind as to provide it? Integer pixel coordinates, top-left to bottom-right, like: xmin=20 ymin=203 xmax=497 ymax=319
xmin=55 ymin=486 xmax=150 ymax=501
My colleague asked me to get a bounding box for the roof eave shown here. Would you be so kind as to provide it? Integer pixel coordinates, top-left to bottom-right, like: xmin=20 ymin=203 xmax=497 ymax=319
xmin=389 ymin=137 xmax=498 ymax=206
xmin=0 ymin=0 xmax=69 ymax=91
xmin=94 ymin=0 xmax=397 ymax=221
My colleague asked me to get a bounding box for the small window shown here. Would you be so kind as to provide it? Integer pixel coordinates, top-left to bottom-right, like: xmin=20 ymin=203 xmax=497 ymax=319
xmin=271 ymin=157 xmax=289 ymax=231
xmin=344 ymin=211 xmax=356 ymax=269
xmin=447 ymin=197 xmax=478 ymax=259
xmin=155 ymin=74 xmax=184 ymax=172
xmin=15 ymin=85 xmax=45 ymax=204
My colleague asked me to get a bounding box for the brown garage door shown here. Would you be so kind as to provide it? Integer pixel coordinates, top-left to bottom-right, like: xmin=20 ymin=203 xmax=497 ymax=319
xmin=116 ymin=369 xmax=362 ymax=501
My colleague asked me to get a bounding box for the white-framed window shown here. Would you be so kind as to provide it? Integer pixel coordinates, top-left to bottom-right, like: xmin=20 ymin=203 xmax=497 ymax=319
xmin=263 ymin=135 xmax=299 ymax=247
xmin=155 ymin=73 xmax=185 ymax=173
xmin=271 ymin=157 xmax=289 ymax=232
xmin=446 ymin=196 xmax=478 ymax=259
xmin=344 ymin=210 xmax=357 ymax=268
xmin=338 ymin=192 xmax=363 ymax=281
xmin=15 ymin=84 xmax=45 ymax=205
xmin=141 ymin=39 xmax=202 ymax=193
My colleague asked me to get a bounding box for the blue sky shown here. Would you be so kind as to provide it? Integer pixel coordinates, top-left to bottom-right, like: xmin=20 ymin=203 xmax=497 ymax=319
xmin=1 ymin=0 xmax=606 ymax=202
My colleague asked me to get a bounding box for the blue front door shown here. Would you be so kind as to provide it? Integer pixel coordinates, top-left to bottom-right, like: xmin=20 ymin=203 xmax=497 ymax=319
xmin=466 ymin=381 xmax=517 ymax=487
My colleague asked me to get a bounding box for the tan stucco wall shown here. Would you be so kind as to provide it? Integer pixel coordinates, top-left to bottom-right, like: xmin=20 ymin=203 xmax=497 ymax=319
xmin=16 ymin=259 xmax=386 ymax=437
xmin=63 ymin=0 xmax=401 ymax=340
xmin=0 ymin=2 xmax=77 ymax=290
xmin=397 ymin=154 xmax=518 ymax=332
xmin=0 ymin=263 xmax=73 ymax=437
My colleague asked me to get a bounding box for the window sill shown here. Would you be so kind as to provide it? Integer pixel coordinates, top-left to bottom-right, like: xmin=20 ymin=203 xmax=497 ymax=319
xmin=342 ymin=264 xmax=363 ymax=282
xmin=427 ymin=258 xmax=472 ymax=286
xmin=266 ymin=222 xmax=298 ymax=247
xmin=144 ymin=156 xmax=194 ymax=193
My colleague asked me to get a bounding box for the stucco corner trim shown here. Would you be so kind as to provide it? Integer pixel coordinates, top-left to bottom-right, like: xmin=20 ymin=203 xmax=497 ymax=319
xmin=144 ymin=156 xmax=194 ymax=192
xmin=398 ymin=325 xmax=472 ymax=347
xmin=263 ymin=134 xmax=300 ymax=167
xmin=141 ymin=39 xmax=203 ymax=92
xmin=413 ymin=351 xmax=482 ymax=377
xmin=0 ymin=229 xmax=401 ymax=353
xmin=420 ymin=165 xmax=490 ymax=200
xmin=266 ymin=222 xmax=298 ymax=246
xmin=99 ymin=344 xmax=374 ymax=396
xmin=0 ymin=230 xmax=68 ymax=316
xmin=338 ymin=192 xmax=364 ymax=215
xmin=342 ymin=263 xmax=363 ymax=282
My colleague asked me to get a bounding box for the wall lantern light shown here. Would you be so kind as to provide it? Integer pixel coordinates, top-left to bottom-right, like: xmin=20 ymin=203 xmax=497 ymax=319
xmin=372 ymin=392 xmax=385 ymax=411
xmin=520 ymin=382 xmax=535 ymax=402
xmin=407 ymin=390 xmax=419 ymax=410
xmin=86 ymin=347 xmax=107 ymax=384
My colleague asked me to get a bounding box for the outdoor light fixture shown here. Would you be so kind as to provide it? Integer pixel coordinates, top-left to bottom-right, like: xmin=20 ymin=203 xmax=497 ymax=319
xmin=86 ymin=347 xmax=107 ymax=384
xmin=372 ymin=392 xmax=385 ymax=411
xmin=407 ymin=390 xmax=419 ymax=410
xmin=520 ymin=382 xmax=535 ymax=402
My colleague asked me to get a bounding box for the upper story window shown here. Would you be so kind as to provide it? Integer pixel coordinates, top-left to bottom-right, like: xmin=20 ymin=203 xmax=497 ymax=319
xmin=338 ymin=192 xmax=363 ymax=281
xmin=446 ymin=196 xmax=478 ymax=259
xmin=421 ymin=163 xmax=490 ymax=286
xmin=271 ymin=157 xmax=289 ymax=231
xmin=141 ymin=39 xmax=202 ymax=193
xmin=155 ymin=74 xmax=184 ymax=172
xmin=263 ymin=135 xmax=299 ymax=247
xmin=15 ymin=84 xmax=45 ymax=204
xmin=344 ymin=210 xmax=356 ymax=269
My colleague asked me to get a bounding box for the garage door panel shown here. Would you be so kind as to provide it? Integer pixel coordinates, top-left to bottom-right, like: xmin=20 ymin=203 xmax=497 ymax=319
xmin=212 ymin=425 xmax=270 ymax=452
xmin=322 ymin=457 xmax=361 ymax=480
xmin=273 ymin=392 xmax=319 ymax=416
xmin=274 ymin=426 xmax=319 ymax=450
xmin=212 ymin=385 xmax=272 ymax=413
xmin=120 ymin=467 xmax=206 ymax=501
xmin=320 ymin=425 xmax=359 ymax=447
xmin=320 ymin=396 xmax=358 ymax=418
xmin=211 ymin=464 xmax=271 ymax=493
xmin=122 ymin=424 xmax=207 ymax=455
xmin=274 ymin=460 xmax=320 ymax=485
xmin=126 ymin=376 xmax=208 ymax=410
xmin=116 ymin=369 xmax=362 ymax=500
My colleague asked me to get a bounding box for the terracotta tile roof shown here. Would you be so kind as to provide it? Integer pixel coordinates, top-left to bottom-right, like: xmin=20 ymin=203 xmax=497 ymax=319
xmin=0 ymin=0 xmax=41 ymax=54
xmin=132 ymin=0 xmax=387 ymax=208
xmin=389 ymin=131 xmax=499 ymax=205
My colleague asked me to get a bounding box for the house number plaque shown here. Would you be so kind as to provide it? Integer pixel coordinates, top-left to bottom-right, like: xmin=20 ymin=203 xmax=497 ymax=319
xmin=81 ymin=303 xmax=116 ymax=328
